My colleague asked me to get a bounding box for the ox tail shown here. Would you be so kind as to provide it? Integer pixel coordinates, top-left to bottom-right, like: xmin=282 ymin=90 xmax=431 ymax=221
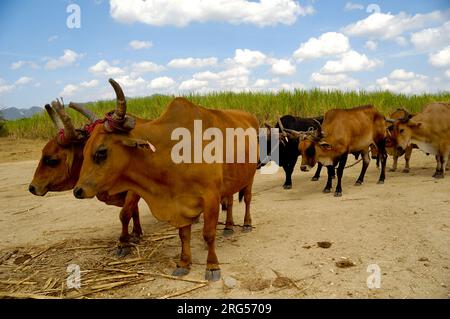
xmin=238 ymin=189 xmax=245 ymax=203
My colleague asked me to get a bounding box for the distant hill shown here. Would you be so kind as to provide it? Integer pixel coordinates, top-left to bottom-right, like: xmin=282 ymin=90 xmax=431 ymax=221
xmin=0 ymin=106 xmax=43 ymax=120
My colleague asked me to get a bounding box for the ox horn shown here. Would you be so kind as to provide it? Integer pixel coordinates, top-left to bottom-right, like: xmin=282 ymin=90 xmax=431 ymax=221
xmin=51 ymin=99 xmax=77 ymax=141
xmin=109 ymin=78 xmax=127 ymax=120
xmin=45 ymin=103 xmax=64 ymax=130
xmin=68 ymin=102 xmax=98 ymax=122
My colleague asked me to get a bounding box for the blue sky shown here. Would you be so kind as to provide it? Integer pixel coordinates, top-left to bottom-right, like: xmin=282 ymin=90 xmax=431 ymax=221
xmin=0 ymin=0 xmax=449 ymax=108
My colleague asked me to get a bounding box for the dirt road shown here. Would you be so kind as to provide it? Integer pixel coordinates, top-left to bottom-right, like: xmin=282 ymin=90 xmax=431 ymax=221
xmin=0 ymin=138 xmax=449 ymax=298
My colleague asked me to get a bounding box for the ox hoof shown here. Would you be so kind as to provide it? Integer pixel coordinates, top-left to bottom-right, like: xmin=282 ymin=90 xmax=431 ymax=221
xmin=334 ymin=192 xmax=342 ymax=197
xmin=115 ymin=246 xmax=131 ymax=258
xmin=242 ymin=225 xmax=253 ymax=233
xmin=402 ymin=168 xmax=410 ymax=173
xmin=283 ymin=184 xmax=292 ymax=190
xmin=323 ymin=188 xmax=331 ymax=194
xmin=129 ymin=234 xmax=141 ymax=244
xmin=354 ymin=180 xmax=363 ymax=186
xmin=389 ymin=168 xmax=397 ymax=172
xmin=205 ymin=269 xmax=221 ymax=281
xmin=223 ymin=228 xmax=234 ymax=237
xmin=311 ymin=176 xmax=319 ymax=181
xmin=433 ymin=174 xmax=444 ymax=179
xmin=377 ymin=180 xmax=385 ymax=184
xmin=172 ymin=267 xmax=190 ymax=277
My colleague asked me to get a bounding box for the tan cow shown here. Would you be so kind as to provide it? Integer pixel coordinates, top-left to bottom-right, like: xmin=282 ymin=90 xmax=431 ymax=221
xmin=287 ymin=105 xmax=387 ymax=197
xmin=73 ymin=79 xmax=258 ymax=281
xmin=391 ymin=102 xmax=450 ymax=178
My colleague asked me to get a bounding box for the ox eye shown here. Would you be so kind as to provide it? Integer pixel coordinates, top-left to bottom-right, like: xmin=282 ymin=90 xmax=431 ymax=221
xmin=44 ymin=157 xmax=60 ymax=167
xmin=399 ymin=128 xmax=405 ymax=133
xmin=388 ymin=126 xmax=394 ymax=131
xmin=93 ymin=148 xmax=107 ymax=164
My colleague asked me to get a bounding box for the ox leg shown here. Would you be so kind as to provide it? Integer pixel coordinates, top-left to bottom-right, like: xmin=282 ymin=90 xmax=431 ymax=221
xmin=377 ymin=143 xmax=388 ymax=184
xmin=311 ymin=163 xmax=323 ymax=181
xmin=128 ymin=193 xmax=143 ymax=242
xmin=203 ymin=200 xmax=221 ymax=281
xmin=402 ymin=146 xmax=412 ymax=173
xmin=323 ymin=165 xmax=334 ymax=193
xmin=242 ymin=183 xmax=253 ymax=233
xmin=283 ymin=158 xmax=297 ymax=189
xmin=172 ymin=225 xmax=192 ymax=277
xmin=355 ymin=152 xmax=370 ymax=186
xmin=334 ymin=153 xmax=348 ymax=197
xmin=389 ymin=153 xmax=398 ymax=172
xmin=116 ymin=207 xmax=133 ymax=257
xmin=223 ymin=196 xmax=234 ymax=237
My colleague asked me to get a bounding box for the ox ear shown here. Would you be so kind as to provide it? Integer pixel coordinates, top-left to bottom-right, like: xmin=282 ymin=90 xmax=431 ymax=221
xmin=122 ymin=138 xmax=156 ymax=152
xmin=408 ymin=121 xmax=422 ymax=128
xmin=318 ymin=141 xmax=332 ymax=150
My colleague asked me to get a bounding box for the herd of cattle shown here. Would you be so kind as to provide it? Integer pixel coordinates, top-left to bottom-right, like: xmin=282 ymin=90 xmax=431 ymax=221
xmin=27 ymin=79 xmax=450 ymax=281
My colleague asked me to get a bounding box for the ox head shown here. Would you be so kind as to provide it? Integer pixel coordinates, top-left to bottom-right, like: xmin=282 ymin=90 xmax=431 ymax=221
xmin=391 ymin=113 xmax=422 ymax=152
xmin=73 ymin=79 xmax=153 ymax=199
xmin=385 ymin=108 xmax=412 ymax=151
xmin=29 ymin=100 xmax=96 ymax=196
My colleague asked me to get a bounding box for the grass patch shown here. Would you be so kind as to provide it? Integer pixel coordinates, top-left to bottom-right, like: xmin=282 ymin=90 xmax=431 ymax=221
xmin=4 ymin=89 xmax=449 ymax=139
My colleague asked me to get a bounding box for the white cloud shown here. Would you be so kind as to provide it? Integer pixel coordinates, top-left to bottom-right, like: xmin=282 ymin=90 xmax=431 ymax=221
xmin=193 ymin=71 xmax=221 ymax=81
xmin=233 ymin=49 xmax=267 ymax=68
xmin=254 ymin=79 xmax=272 ymax=88
xmin=113 ymin=75 xmax=148 ymax=94
xmin=89 ymin=60 xmax=125 ymax=76
xmin=372 ymin=69 xmax=429 ymax=94
xmin=189 ymin=66 xmax=250 ymax=91
xmin=344 ymin=2 xmax=364 ymax=11
xmin=389 ymin=69 xmax=416 ymax=80
xmin=320 ymin=50 xmax=381 ymax=73
xmin=168 ymin=57 xmax=218 ymax=68
xmin=149 ymin=76 xmax=176 ymax=89
xmin=10 ymin=60 xmax=39 ymax=70
xmin=429 ymin=46 xmax=450 ymax=68
xmin=293 ymin=32 xmax=350 ymax=60
xmin=411 ymin=21 xmax=450 ymax=50
xmin=80 ymin=79 xmax=99 ymax=88
xmin=270 ymin=59 xmax=296 ymax=75
xmin=310 ymin=72 xmax=360 ymax=90
xmin=60 ymin=84 xmax=79 ymax=96
xmin=48 ymin=35 xmax=58 ymax=42
xmin=45 ymin=49 xmax=84 ymax=70
xmin=364 ymin=40 xmax=377 ymax=51
xmin=129 ymin=40 xmax=153 ymax=50
xmin=179 ymin=79 xmax=209 ymax=91
xmin=395 ymin=36 xmax=408 ymax=47
xmin=14 ymin=76 xmax=33 ymax=85
xmin=445 ymin=70 xmax=450 ymax=79
xmin=110 ymin=0 xmax=314 ymax=27
xmin=342 ymin=10 xmax=446 ymax=40
xmin=0 ymin=79 xmax=14 ymax=94
xmin=132 ymin=61 xmax=165 ymax=73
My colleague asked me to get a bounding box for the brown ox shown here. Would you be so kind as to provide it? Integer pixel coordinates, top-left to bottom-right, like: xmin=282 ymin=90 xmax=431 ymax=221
xmin=73 ymin=79 xmax=258 ymax=281
xmin=28 ymin=101 xmax=145 ymax=256
xmin=391 ymin=102 xmax=450 ymax=178
xmin=288 ymin=105 xmax=387 ymax=197
xmin=385 ymin=108 xmax=417 ymax=173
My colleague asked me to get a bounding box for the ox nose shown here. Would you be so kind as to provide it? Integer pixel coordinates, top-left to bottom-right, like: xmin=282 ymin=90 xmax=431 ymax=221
xmin=28 ymin=184 xmax=36 ymax=195
xmin=300 ymin=165 xmax=309 ymax=172
xmin=73 ymin=187 xmax=84 ymax=199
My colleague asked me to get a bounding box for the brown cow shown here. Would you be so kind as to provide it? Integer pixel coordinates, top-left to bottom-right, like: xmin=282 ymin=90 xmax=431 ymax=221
xmin=391 ymin=102 xmax=450 ymax=178
xmin=288 ymin=105 xmax=387 ymax=197
xmin=73 ymin=79 xmax=258 ymax=281
xmin=385 ymin=108 xmax=416 ymax=173
xmin=29 ymin=102 xmax=144 ymax=256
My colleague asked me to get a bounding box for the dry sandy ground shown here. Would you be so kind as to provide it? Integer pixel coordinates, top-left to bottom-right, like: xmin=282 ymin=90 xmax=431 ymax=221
xmin=0 ymin=137 xmax=449 ymax=299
